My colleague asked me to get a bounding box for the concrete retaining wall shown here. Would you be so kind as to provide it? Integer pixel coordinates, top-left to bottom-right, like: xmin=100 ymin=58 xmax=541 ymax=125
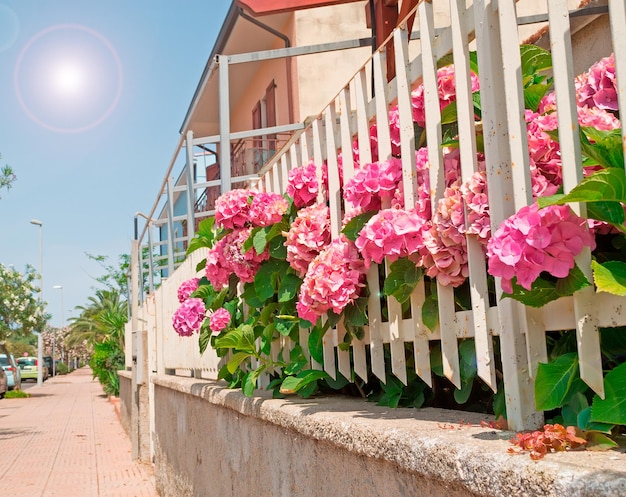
xmin=118 ymin=371 xmax=132 ymax=437
xmin=148 ymin=375 xmax=626 ymax=497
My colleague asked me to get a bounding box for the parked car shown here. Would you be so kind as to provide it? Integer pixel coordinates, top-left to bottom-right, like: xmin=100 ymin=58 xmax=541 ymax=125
xmin=0 ymin=367 xmax=6 ymax=398
xmin=0 ymin=353 xmax=22 ymax=390
xmin=17 ymin=356 xmax=48 ymax=382
xmin=43 ymin=356 xmax=54 ymax=377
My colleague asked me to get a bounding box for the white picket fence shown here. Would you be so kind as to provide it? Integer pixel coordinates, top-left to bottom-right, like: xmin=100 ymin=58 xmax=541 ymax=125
xmin=128 ymin=0 xmax=626 ymax=431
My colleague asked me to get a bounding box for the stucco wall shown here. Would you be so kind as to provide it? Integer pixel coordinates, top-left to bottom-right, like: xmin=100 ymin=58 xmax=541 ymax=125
xmin=150 ymin=375 xmax=626 ymax=497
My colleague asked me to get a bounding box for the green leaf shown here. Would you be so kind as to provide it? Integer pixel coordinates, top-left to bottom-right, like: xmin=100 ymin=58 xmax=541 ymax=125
xmin=600 ymin=326 xmax=626 ymax=364
xmin=422 ymin=293 xmax=439 ymax=332
xmin=269 ymin=234 xmax=287 ymax=259
xmin=383 ymin=258 xmax=423 ymax=304
xmin=279 ymin=369 xmax=329 ymax=394
xmin=198 ymin=324 xmax=212 ymax=355
xmin=587 ymin=201 xmax=625 ymax=226
xmin=186 ymin=217 xmax=216 ymax=255
xmin=502 ymin=267 xmax=590 ymax=308
xmin=577 ymin=407 xmax=614 ymax=433
xmin=277 ymin=273 xmax=301 ymax=303
xmin=585 ymin=432 xmax=619 ymax=451
xmin=241 ymin=282 xmax=263 ymax=308
xmin=493 ymin=382 xmax=507 ymax=420
xmin=260 ymin=323 xmax=275 ymax=356
xmin=562 ymin=392 xmax=588 ymax=427
xmin=537 ymin=168 xmax=626 ymax=208
xmin=592 ymin=260 xmax=626 ymax=296
xmin=308 ymin=325 xmax=325 ymax=364
xmin=240 ymin=324 xmax=257 ymax=354
xmin=524 ymin=84 xmax=551 ymax=112
xmin=375 ymin=375 xmax=404 ymax=408
xmin=341 ymin=210 xmax=377 ymax=241
xmin=275 ymin=317 xmax=297 ymax=337
xmin=591 ymin=362 xmax=626 ymax=425
xmin=535 ymin=352 xmax=579 ymax=411
xmin=454 ymin=378 xmax=474 ymax=404
xmin=213 ymin=327 xmax=243 ymax=350
xmin=226 ymin=351 xmax=252 ymax=374
xmin=555 ymin=264 xmax=591 ymax=296
xmin=343 ymin=296 xmax=369 ymax=327
xmin=253 ymin=228 xmax=268 ymax=255
xmin=242 ymin=366 xmax=265 ymax=397
xmin=520 ymin=44 xmax=552 ymax=78
xmin=580 ymin=127 xmax=624 ymax=170
xmin=254 ymin=260 xmax=283 ymax=302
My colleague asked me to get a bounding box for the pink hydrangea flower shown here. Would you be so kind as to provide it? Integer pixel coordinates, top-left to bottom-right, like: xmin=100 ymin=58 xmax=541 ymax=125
xmin=284 ymin=203 xmax=331 ymax=277
xmin=420 ymin=185 xmax=469 ymax=287
xmin=355 ymin=208 xmax=428 ymax=268
xmin=172 ymin=298 xmax=206 ymax=337
xmin=575 ymin=53 xmax=618 ymax=111
xmin=461 ymin=170 xmax=491 ymax=246
xmin=249 ymin=192 xmax=289 ymax=227
xmin=177 ymin=277 xmax=199 ymax=303
xmin=215 ymin=189 xmax=255 ymax=229
xmin=287 ymin=161 xmax=320 ymax=208
xmin=487 ymin=203 xmax=595 ymax=293
xmin=209 ymin=307 xmax=231 ymax=333
xmin=411 ymin=66 xmax=480 ymax=127
xmin=343 ymin=158 xmax=403 ymax=212
xmin=205 ymin=228 xmax=270 ymax=287
xmin=296 ymin=235 xmax=367 ymax=324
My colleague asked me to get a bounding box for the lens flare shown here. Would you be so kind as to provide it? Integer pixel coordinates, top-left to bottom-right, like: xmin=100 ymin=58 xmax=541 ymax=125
xmin=14 ymin=24 xmax=123 ymax=133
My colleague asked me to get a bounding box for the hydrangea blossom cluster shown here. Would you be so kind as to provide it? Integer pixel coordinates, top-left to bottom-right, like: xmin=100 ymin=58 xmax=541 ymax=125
xmin=177 ymin=277 xmax=199 ymax=303
xmin=421 ymin=185 xmax=469 ymax=287
xmin=209 ymin=307 xmax=231 ymax=333
xmin=411 ymin=65 xmax=480 ymax=127
xmin=172 ymin=298 xmax=206 ymax=337
xmin=296 ymin=235 xmax=367 ymax=324
xmin=215 ymin=189 xmax=289 ymax=229
xmin=486 ymin=204 xmax=595 ymax=293
xmin=287 ymin=160 xmax=320 ymax=208
xmin=214 ymin=189 xmax=255 ymax=229
xmin=343 ymin=158 xmax=403 ymax=212
xmin=205 ymin=228 xmax=270 ymax=288
xmin=284 ymin=203 xmax=331 ymax=277
xmin=575 ymin=53 xmax=617 ymax=111
xmin=460 ymin=170 xmax=491 ymax=245
xmin=355 ymin=208 xmax=427 ymax=268
xmin=249 ymin=192 xmax=289 ymax=226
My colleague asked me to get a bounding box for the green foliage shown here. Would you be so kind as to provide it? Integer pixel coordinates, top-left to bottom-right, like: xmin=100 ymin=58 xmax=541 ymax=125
xmin=502 ymin=265 xmax=591 ymax=307
xmin=89 ymin=339 xmax=125 ymax=396
xmin=5 ymin=389 xmax=29 ymax=398
xmin=0 ymin=158 xmax=16 ymax=197
xmin=56 ymin=361 xmax=69 ymax=375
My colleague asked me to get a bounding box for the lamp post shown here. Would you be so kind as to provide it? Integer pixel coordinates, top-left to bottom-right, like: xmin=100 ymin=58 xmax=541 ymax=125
xmin=30 ymin=219 xmax=44 ymax=387
xmin=52 ymin=285 xmax=64 ymax=377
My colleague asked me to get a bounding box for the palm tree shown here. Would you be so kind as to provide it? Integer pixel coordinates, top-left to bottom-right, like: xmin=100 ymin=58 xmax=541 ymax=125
xmin=66 ymin=289 xmax=127 ymax=350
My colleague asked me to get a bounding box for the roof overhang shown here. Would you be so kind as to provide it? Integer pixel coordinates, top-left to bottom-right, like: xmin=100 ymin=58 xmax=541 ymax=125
xmin=235 ymin=0 xmax=363 ymax=15
xmin=180 ymin=4 xmax=292 ymax=139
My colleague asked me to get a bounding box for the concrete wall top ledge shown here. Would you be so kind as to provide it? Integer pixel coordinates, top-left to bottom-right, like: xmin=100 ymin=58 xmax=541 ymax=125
xmin=153 ymin=374 xmax=626 ymax=497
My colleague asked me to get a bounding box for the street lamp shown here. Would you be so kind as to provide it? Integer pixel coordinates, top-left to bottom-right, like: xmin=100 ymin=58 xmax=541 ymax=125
xmin=30 ymin=219 xmax=44 ymax=387
xmin=52 ymin=285 xmax=64 ymax=377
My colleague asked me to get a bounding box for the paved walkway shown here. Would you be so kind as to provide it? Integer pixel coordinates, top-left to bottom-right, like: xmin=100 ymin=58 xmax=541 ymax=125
xmin=0 ymin=367 xmax=158 ymax=496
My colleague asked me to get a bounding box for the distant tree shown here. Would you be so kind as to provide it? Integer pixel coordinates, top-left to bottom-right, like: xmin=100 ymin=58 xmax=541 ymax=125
xmin=0 ymin=154 xmax=16 ymax=198
xmin=0 ymin=263 xmax=48 ymax=341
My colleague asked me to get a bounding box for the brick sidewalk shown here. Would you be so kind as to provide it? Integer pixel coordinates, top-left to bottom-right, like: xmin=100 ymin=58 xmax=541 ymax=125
xmin=0 ymin=367 xmax=158 ymax=497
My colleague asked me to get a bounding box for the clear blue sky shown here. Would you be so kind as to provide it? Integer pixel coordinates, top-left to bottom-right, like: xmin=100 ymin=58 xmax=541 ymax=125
xmin=0 ymin=1 xmax=230 ymax=325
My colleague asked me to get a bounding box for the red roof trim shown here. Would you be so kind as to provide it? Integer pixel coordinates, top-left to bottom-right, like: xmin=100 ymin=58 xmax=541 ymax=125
xmin=235 ymin=0 xmax=361 ymax=15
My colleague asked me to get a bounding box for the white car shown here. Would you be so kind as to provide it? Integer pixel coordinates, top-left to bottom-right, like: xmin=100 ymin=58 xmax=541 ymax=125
xmin=0 ymin=353 xmax=22 ymax=390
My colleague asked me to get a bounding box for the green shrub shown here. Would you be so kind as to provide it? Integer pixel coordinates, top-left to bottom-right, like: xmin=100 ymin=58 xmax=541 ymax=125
xmin=56 ymin=362 xmax=69 ymax=375
xmin=5 ymin=389 xmax=30 ymax=398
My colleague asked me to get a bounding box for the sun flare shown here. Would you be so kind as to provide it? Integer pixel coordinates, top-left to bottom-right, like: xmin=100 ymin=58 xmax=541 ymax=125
xmin=14 ymin=24 xmax=123 ymax=133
